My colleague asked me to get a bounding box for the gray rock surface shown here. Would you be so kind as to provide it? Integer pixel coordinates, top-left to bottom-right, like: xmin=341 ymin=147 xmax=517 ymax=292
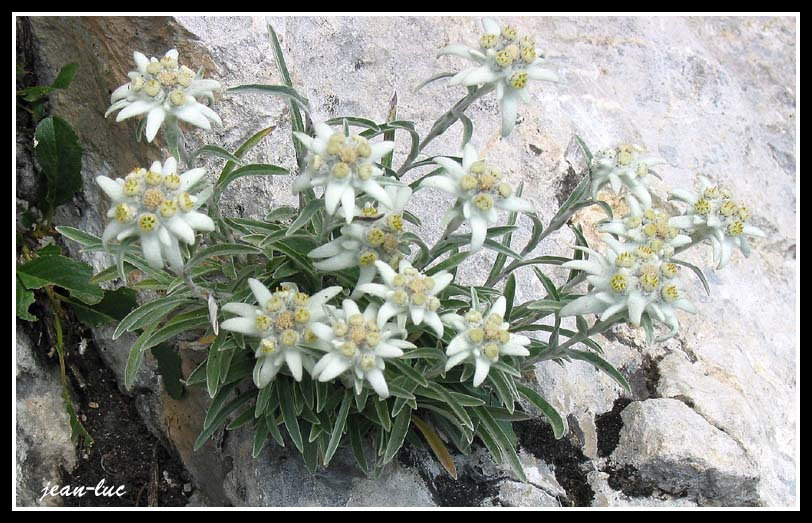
xmin=16 ymin=15 xmax=796 ymax=507
xmin=611 ymin=398 xmax=759 ymax=506
xmin=15 ymin=330 xmax=78 ymax=507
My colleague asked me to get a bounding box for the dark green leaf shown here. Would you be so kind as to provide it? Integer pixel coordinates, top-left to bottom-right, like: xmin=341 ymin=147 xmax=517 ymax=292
xmin=16 ymin=274 xmax=37 ymax=321
xmin=382 ymin=408 xmax=412 ymax=465
xmin=17 ymin=254 xmax=102 ymax=305
xmin=516 ymin=383 xmax=566 ymax=439
xmin=323 ymin=390 xmax=352 ymax=466
xmin=151 ymin=342 xmax=185 ymax=400
xmin=35 ymin=115 xmax=83 ymax=213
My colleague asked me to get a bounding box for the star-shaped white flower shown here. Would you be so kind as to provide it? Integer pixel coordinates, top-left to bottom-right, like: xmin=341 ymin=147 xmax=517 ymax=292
xmin=105 ymin=49 xmax=222 ymax=142
xmin=356 ymin=259 xmax=453 ymax=338
xmin=421 ymin=142 xmax=534 ymax=252
xmin=559 ymin=237 xmax=696 ymax=340
xmin=220 ymin=279 xmax=342 ymax=388
xmin=589 ymin=144 xmax=666 ymax=210
xmin=599 ymin=207 xmax=692 ymax=259
xmin=438 ymin=17 xmax=559 ymax=136
xmin=309 ymin=299 xmax=414 ymax=398
xmin=308 ymin=186 xmax=412 ymax=294
xmin=292 ymin=122 xmax=395 ymax=223
xmin=668 ymin=176 xmax=765 ymax=269
xmin=442 ymin=296 xmax=530 ymax=387
xmin=96 ymin=156 xmax=214 ymax=270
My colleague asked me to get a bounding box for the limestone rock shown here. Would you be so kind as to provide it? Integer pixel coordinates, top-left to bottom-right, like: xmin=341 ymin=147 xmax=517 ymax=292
xmin=15 ymin=330 xmax=78 ymax=506
xmin=16 ymin=15 xmax=796 ymax=507
xmin=611 ymin=398 xmax=759 ymax=506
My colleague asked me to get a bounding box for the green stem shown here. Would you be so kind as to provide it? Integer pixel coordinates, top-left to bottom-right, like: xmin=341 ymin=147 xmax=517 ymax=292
xmin=415 ymin=217 xmax=463 ymax=271
xmin=45 ymin=286 xmax=93 ymax=445
xmin=415 ymin=84 xmax=495 ymax=156
xmin=523 ymin=315 xmax=623 ymax=367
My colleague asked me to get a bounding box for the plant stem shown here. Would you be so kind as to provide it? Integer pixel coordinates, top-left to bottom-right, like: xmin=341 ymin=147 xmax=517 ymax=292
xmin=414 ymin=84 xmax=495 ymax=156
xmin=415 ymin=217 xmax=463 ymax=271
xmin=523 ymin=315 xmax=623 ymax=367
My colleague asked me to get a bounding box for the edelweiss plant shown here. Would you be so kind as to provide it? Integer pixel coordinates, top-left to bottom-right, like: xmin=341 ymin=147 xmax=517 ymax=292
xmin=106 ymin=49 xmax=222 ymax=160
xmin=58 ymin=18 xmax=765 ymax=482
xmin=95 ymin=156 xmax=214 ymax=270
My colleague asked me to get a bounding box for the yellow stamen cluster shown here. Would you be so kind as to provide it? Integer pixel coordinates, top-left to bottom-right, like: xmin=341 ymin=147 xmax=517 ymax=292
xmin=138 ymin=213 xmax=158 ymax=232
xmin=142 ymin=188 xmax=165 ymax=210
xmin=139 ymin=54 xmax=197 ymax=99
xmin=361 ymin=204 xmax=378 ymax=218
xmin=661 ymin=263 xmax=679 ymax=279
xmin=114 ymin=203 xmax=135 ymax=223
xmin=280 ymin=329 xmax=299 ymax=346
xmin=359 ymin=251 xmax=378 ymax=267
xmin=143 ymin=79 xmax=161 ymax=97
xmin=146 ymin=170 xmax=163 ymax=186
xmin=255 ymin=314 xmax=272 ymax=332
xmin=616 ymin=251 xmax=635 ymax=268
xmin=719 ymin=200 xmax=738 ymax=217
xmin=474 ymin=193 xmax=494 ymax=211
xmin=694 ymin=198 xmax=711 ymax=215
xmin=323 ymin=132 xmax=376 ymax=181
xmin=481 ymin=34 xmax=498 ymax=49
xmin=501 ymin=25 xmax=518 ymax=40
xmin=495 ymin=50 xmax=513 ymax=67
xmin=388 ymin=266 xmax=437 ymax=309
xmin=164 ymin=173 xmax=181 ymax=190
xmin=333 ymin=315 xmax=381 ymax=358
xmin=661 ymin=284 xmax=680 ymax=303
xmin=259 ymin=338 xmax=277 ymax=355
xmin=177 ymin=192 xmax=195 ymax=211
xmin=483 ymin=343 xmax=500 ymax=360
xmin=509 ymin=72 xmax=528 ymax=89
xmin=169 ymin=89 xmax=186 ymax=106
xmin=124 ymin=178 xmax=142 ymax=197
xmin=159 ymin=200 xmax=177 ymax=218
xmin=639 ymin=270 xmax=660 ymax=292
xmin=610 ymin=273 xmax=629 ymax=293
xmin=727 ymin=221 xmax=744 ymax=237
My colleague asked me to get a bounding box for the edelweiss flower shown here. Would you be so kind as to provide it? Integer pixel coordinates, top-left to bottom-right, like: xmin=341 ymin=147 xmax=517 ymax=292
xmin=590 ymin=144 xmax=666 ymax=210
xmin=309 ymin=299 xmax=414 ymax=398
xmin=293 ymin=122 xmax=395 ymax=223
xmin=438 ymin=17 xmax=559 ymax=136
xmin=599 ymin=207 xmax=691 ymax=259
xmin=220 ymin=279 xmax=342 ymax=388
xmin=668 ymin=176 xmax=765 ymax=269
xmin=422 ymin=143 xmax=534 ymax=252
xmin=559 ymin=237 xmax=696 ymax=340
xmin=356 ymin=259 xmax=453 ymax=337
xmin=442 ymin=296 xmax=530 ymax=386
xmin=308 ymin=186 xmax=412 ymax=293
xmin=105 ymin=49 xmax=222 ymax=142
xmin=96 ymin=157 xmax=214 ymax=270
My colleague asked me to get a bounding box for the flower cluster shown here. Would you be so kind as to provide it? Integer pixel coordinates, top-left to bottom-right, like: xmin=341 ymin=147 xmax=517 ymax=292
xmin=309 ymin=300 xmax=414 ymax=398
xmin=439 ymin=18 xmax=559 ymax=136
xmin=599 ymin=207 xmax=692 ymax=259
xmin=442 ymin=296 xmax=531 ymax=386
xmin=560 ymin=239 xmax=696 ymax=340
xmin=96 ymin=157 xmax=214 ymax=270
xmin=357 ymin=259 xmax=453 ymax=337
xmin=669 ymin=175 xmax=765 ymax=269
xmin=106 ymin=49 xmax=222 ymax=142
xmin=308 ymin=186 xmax=412 ymax=293
xmin=293 ymin=123 xmax=395 ymax=223
xmin=422 ymin=143 xmax=534 ymax=252
xmin=220 ymin=279 xmax=342 ymax=388
xmin=589 ymin=143 xmax=665 ymax=211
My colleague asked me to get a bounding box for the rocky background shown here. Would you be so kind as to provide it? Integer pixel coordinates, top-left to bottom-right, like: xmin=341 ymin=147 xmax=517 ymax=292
xmin=15 ymin=15 xmax=797 ymax=507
